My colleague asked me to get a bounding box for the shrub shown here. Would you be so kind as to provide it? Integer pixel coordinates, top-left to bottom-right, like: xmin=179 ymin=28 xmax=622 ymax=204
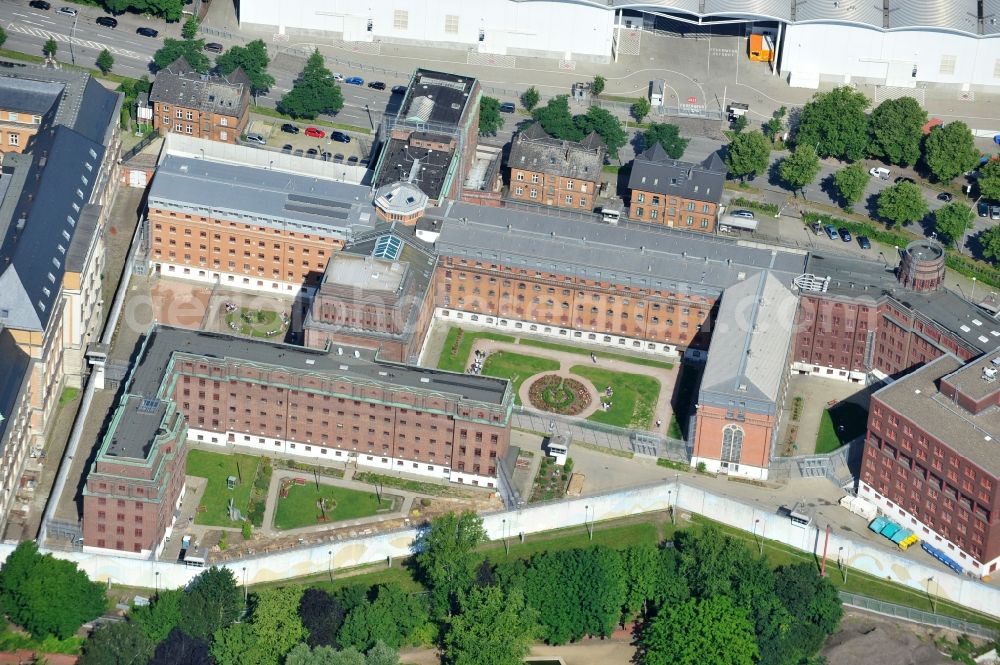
xmin=729 ymin=196 xmax=780 ymax=216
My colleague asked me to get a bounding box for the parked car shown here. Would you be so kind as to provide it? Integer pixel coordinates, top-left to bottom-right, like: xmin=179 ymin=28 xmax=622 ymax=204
xmin=857 ymin=235 xmax=871 ymax=250
xmin=204 ymin=42 xmax=224 ymax=54
xmin=56 ymin=6 xmax=77 ymax=16
xmin=281 ymin=144 xmax=292 ymax=153
xmin=730 ymin=209 xmax=755 ymax=220
xmin=280 ymin=123 xmax=299 ymax=134
xmin=894 ymin=176 xmax=916 ymax=185
xmin=347 ymin=155 xmax=359 ymax=164
xmin=245 ymin=133 xmax=266 ymax=146
xmin=136 ymin=27 xmax=159 ymax=37
xmin=344 ymin=76 xmax=364 ymax=86
xmin=29 ymin=1 xmax=51 ymax=10
xmin=367 ymin=81 xmax=386 ymax=90
xmin=810 ymin=222 xmax=823 ymax=236
xmin=838 ymin=228 xmax=852 ymax=242
xmin=869 ymin=166 xmax=890 ymax=179
xmin=333 ymin=154 xmax=344 ymax=162
xmin=95 ymin=16 xmax=117 ymax=27
xmin=330 ymin=131 xmax=351 ymax=144
xmin=391 ymin=85 xmax=407 ymax=95
xmin=306 ymin=148 xmax=318 ymax=157
xmin=304 ymin=127 xmax=325 ymax=138
xmin=499 ymin=102 xmax=516 ymax=113
xmin=824 ymin=224 xmax=838 ymax=240
xmin=979 ymin=200 xmax=991 ymax=217
xmin=992 ymin=204 xmax=1000 ymax=221
xmin=331 ymin=73 xmax=345 ymax=82
xmin=936 ymin=192 xmax=953 ymax=202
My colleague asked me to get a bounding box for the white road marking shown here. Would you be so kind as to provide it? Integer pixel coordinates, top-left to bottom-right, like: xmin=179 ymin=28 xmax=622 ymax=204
xmin=6 ymin=22 xmax=143 ymax=59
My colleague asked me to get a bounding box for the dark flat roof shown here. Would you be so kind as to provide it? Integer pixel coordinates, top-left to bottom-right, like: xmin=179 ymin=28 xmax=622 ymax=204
xmin=804 ymin=252 xmax=998 ymax=354
xmin=104 ymin=396 xmax=169 ymax=459
xmin=875 ymin=354 xmax=1000 ymax=476
xmin=373 ymin=136 xmax=454 ymax=200
xmin=129 ymin=326 xmax=509 ymax=407
xmin=399 ymin=69 xmax=476 ymax=129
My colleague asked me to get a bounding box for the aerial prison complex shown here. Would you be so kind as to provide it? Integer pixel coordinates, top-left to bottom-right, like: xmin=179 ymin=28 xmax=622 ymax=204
xmin=0 ymin=61 xmax=996 ymax=578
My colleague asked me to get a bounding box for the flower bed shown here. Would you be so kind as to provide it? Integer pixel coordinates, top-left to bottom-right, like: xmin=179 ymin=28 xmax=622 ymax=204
xmin=527 ymin=375 xmax=592 ymax=416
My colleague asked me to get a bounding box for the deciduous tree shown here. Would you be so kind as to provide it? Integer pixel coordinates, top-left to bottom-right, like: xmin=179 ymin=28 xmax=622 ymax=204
xmin=590 ymin=75 xmax=605 ymax=96
xmin=479 ymin=96 xmax=503 ymax=136
xmin=216 ymin=40 xmax=275 ymax=97
xmin=877 ymin=181 xmax=928 ymax=228
xmin=933 ymin=202 xmax=974 ymax=246
xmin=337 ymin=584 xmax=428 ymax=651
xmin=832 ymin=163 xmax=869 ymax=207
xmin=414 ymin=512 xmax=487 ymax=617
xmin=78 ymin=620 xmax=154 ymax=665
xmin=725 ymin=131 xmax=770 ymax=181
xmin=149 ymin=628 xmax=212 ymax=665
xmin=365 ymin=641 xmax=399 ymax=665
xmin=923 ymin=121 xmax=980 ymax=182
xmin=575 ymin=106 xmax=626 ymax=158
xmin=182 ymin=16 xmax=199 ymax=39
xmin=868 ymin=96 xmax=926 ymax=166
xmin=299 ymin=587 xmax=345 ymax=648
xmin=178 ymin=566 xmax=241 ymax=640
xmin=521 ymin=86 xmax=539 ymax=111
xmin=641 ymin=123 xmax=689 ymax=158
xmin=532 ymin=96 xmax=581 ymax=142
xmin=977 ymin=159 xmax=1000 ymax=201
xmin=444 ymin=586 xmax=536 ymax=665
xmin=212 ymin=587 xmax=304 ymax=665
xmin=278 ymin=49 xmax=343 ymax=119
xmin=131 ymin=589 xmax=183 ymax=643
xmin=153 ymin=38 xmax=210 ymax=73
xmin=631 ymin=98 xmax=651 ymax=123
xmin=640 ymin=596 xmax=758 ymax=665
xmin=796 ymin=86 xmax=870 ymax=161
xmin=980 ymin=225 xmax=1000 ymax=262
xmin=96 ymin=49 xmax=114 ymax=75
xmin=43 ymin=38 xmax=57 ymax=57
xmin=778 ymin=144 xmax=821 ymax=195
xmin=0 ymin=26 xmax=7 ymax=49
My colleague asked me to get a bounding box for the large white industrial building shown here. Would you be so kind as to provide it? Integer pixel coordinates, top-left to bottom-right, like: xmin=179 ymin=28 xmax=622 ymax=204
xmin=239 ymin=0 xmax=1000 ymax=90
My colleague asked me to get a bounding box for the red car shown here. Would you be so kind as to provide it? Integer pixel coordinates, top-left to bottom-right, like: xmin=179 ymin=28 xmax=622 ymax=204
xmin=304 ymin=127 xmax=325 ymax=138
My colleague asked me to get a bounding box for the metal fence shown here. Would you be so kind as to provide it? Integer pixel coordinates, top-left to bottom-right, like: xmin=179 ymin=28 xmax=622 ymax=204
xmin=839 ymin=591 xmax=998 ymax=640
xmin=769 ymin=436 xmax=862 ymax=485
xmin=120 ymin=132 xmax=158 ymax=165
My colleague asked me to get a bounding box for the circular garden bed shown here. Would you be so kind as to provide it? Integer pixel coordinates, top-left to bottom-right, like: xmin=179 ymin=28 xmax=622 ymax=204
xmin=527 ymin=374 xmax=592 ymax=416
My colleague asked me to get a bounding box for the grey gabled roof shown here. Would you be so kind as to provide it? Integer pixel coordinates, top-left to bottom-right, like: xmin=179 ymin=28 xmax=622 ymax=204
xmin=0 ymin=328 xmax=32 ymax=457
xmin=0 ymin=126 xmax=106 ymax=331
xmin=628 ymin=144 xmax=725 ymax=204
xmin=508 ymin=123 xmax=605 ymax=181
xmin=0 ymin=76 xmax=62 ymax=116
xmin=699 ymin=271 xmax=797 ymax=408
xmin=73 ymin=76 xmax=123 ymax=146
xmin=149 ymin=57 xmax=249 ymax=116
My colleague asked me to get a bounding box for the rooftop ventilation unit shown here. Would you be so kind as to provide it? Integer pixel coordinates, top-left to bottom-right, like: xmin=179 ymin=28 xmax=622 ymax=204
xmin=983 ymin=366 xmax=997 ymax=382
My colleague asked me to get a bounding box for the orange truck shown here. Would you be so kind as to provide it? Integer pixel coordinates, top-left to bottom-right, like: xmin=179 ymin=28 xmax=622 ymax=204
xmin=749 ymin=32 xmax=774 ymax=62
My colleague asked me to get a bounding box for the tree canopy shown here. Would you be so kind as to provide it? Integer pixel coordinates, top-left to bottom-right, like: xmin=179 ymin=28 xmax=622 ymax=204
xmin=414 ymin=512 xmax=487 ymax=618
xmin=877 ymin=181 xmax=929 ymax=228
xmin=149 ymin=629 xmax=213 ymax=665
xmin=575 ymin=106 xmax=626 ymax=158
xmin=978 ymin=159 xmax=1000 ymax=201
xmin=79 ymin=620 xmax=155 ymax=665
xmin=0 ymin=541 xmax=107 ymax=639
xmin=299 ymin=587 xmax=345 ymax=648
xmin=530 ymin=97 xmax=625 ymax=157
xmin=641 ymin=123 xmax=689 ymax=159
xmin=278 ymin=49 xmax=344 ymax=119
xmin=933 ymin=202 xmax=974 ymax=247
xmin=641 ymin=596 xmax=758 ymax=665
xmin=153 ymin=38 xmax=210 ymax=73
xmin=479 ymin=96 xmax=503 ymax=136
xmin=337 ymin=584 xmax=429 ymax=651
xmin=178 ymin=566 xmax=242 ymax=640
xmin=444 ymin=586 xmax=536 ymax=665
xmin=725 ymin=131 xmax=771 ymax=181
xmin=521 ymin=86 xmax=540 ymax=111
xmin=832 ymin=163 xmax=869 ymax=207
xmin=532 ymin=96 xmax=581 ymax=141
xmin=631 ymin=98 xmax=651 ymax=123
xmin=868 ymin=96 xmax=926 ymax=167
xmin=212 ymin=586 xmax=305 ymax=665
xmin=216 ymin=40 xmax=275 ymax=96
xmin=778 ymin=144 xmax=821 ymax=194
xmin=980 ymin=226 xmax=1000 ymax=262
xmin=96 ymin=50 xmax=114 ymax=75
xmin=591 ymin=75 xmax=606 ymax=96
xmin=795 ymin=86 xmax=870 ymax=161
xmin=103 ymin=0 xmax=182 ymax=21
xmin=923 ymin=122 xmax=980 ymax=182
xmin=182 ymin=16 xmax=199 ymax=39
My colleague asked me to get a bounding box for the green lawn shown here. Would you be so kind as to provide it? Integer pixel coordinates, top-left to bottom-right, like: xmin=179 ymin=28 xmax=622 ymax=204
xmin=58 ymin=387 xmax=81 ymax=408
xmin=517 ymin=338 xmax=675 ymax=370
xmin=225 ymin=307 xmax=285 ymax=339
xmin=273 ymin=482 xmax=393 ymax=530
xmin=668 ymin=365 xmax=701 ymax=440
xmin=436 ymin=327 xmax=516 ymax=373
xmin=481 ymin=351 xmax=559 ymax=404
xmin=570 ymin=365 xmax=660 ymax=429
xmin=815 ymin=402 xmax=868 ymax=454
xmin=186 ymin=450 xmax=261 ymax=527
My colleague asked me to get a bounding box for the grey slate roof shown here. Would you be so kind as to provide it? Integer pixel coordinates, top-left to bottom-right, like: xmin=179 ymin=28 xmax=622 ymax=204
xmin=508 ymin=123 xmax=605 ymax=181
xmin=699 ymin=271 xmax=797 ymax=409
xmin=432 ymin=201 xmax=807 ymax=297
xmin=0 ymin=126 xmax=107 ymax=331
xmin=148 ymin=154 xmax=375 ymax=239
xmin=0 ymin=76 xmax=62 ymax=117
xmin=804 ymin=252 xmax=998 ymax=355
xmin=149 ymin=58 xmax=249 ymax=116
xmin=628 ymin=144 xmax=725 ymax=204
xmin=0 ymin=328 xmax=32 ymax=455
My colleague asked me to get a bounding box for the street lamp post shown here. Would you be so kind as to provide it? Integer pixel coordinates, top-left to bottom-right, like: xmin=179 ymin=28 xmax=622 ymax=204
xmin=584 ymin=505 xmax=593 ymax=541
xmin=364 ymin=104 xmax=375 ymax=131
xmin=328 ymin=550 xmax=333 ymax=581
xmin=502 ymin=518 xmax=509 ymax=555
xmin=242 ymin=567 xmax=248 ymax=605
xmin=972 ymin=277 xmax=977 ymax=302
xmin=155 ymin=571 xmax=160 ymax=595
xmin=927 ymin=577 xmax=937 ymax=613
xmin=70 ymin=13 xmax=79 ymax=66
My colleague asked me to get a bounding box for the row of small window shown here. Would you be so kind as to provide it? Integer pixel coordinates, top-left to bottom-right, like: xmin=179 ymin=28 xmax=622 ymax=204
xmin=514 ymin=173 xmax=589 ymax=192
xmin=156 ymin=226 xmax=324 ymax=251
xmin=634 ymin=194 xmax=711 ymax=213
xmin=634 ymin=208 xmax=710 ymax=227
xmin=513 ymin=187 xmax=588 ymax=207
xmin=95 ymin=525 xmax=142 ymax=537
xmin=95 ymin=540 xmax=142 ymax=553
xmin=4 ymin=111 xmax=42 ymax=124
xmin=156 ymin=212 xmax=330 ymax=238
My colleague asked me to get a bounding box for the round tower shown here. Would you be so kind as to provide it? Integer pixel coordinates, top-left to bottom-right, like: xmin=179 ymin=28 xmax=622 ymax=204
xmin=898 ymin=240 xmax=945 ymax=292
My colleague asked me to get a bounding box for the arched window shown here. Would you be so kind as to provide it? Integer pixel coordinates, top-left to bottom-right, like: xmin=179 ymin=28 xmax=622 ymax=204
xmin=721 ymin=425 xmax=744 ymax=464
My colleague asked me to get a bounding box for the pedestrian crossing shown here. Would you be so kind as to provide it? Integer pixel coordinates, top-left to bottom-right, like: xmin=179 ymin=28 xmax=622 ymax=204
xmin=8 ymin=22 xmax=142 ymax=60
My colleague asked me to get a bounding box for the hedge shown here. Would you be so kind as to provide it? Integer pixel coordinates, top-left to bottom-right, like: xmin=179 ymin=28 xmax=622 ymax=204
xmin=730 ymin=196 xmax=780 ymax=216
xmin=803 ymin=212 xmax=1000 ymax=289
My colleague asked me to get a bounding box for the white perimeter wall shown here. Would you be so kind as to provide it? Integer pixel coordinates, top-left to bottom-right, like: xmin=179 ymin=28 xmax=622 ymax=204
xmin=7 ymin=481 xmax=1000 ymax=621
xmin=784 ymin=23 xmax=1000 ymax=90
xmin=239 ymin=0 xmax=614 ymax=59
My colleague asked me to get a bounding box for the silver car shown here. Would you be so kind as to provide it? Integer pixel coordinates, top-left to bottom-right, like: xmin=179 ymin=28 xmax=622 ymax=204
xmin=245 ymin=133 xmax=266 ymax=146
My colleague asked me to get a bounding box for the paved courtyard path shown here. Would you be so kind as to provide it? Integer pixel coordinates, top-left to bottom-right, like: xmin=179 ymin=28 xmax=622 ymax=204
xmin=469 ymin=339 xmax=678 ymax=436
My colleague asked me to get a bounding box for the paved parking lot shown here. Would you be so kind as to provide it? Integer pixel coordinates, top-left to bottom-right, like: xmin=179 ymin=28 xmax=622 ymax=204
xmin=245 ymin=116 xmax=374 ymax=165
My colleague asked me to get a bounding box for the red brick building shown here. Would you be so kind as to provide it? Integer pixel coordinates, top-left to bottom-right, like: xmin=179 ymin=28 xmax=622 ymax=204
xmin=507 ymin=122 xmax=604 ymax=211
xmin=82 ymin=326 xmax=512 ymax=555
xmin=149 ymin=58 xmax=250 ymax=144
xmin=861 ymin=352 xmax=1000 ymax=576
xmin=627 ymin=146 xmax=725 ymax=232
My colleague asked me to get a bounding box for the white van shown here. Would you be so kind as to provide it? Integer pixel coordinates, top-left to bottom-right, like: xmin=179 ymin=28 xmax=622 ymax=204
xmin=869 ymin=166 xmax=890 ymax=180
